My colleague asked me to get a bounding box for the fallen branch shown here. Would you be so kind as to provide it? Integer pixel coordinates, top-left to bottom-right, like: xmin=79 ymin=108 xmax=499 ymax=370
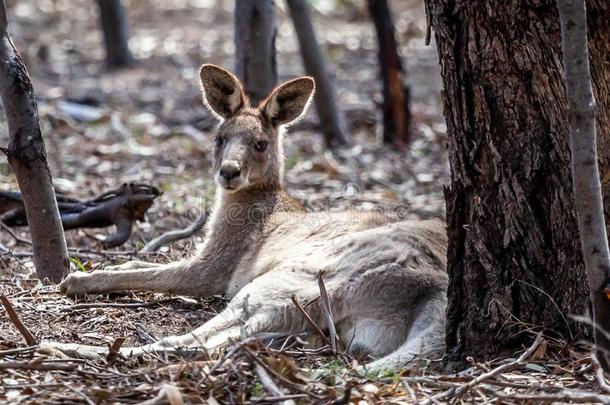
xmin=141 ymin=212 xmax=207 ymax=252
xmin=0 ymin=295 xmax=36 ymax=345
xmin=0 ymin=183 xmax=161 ymax=248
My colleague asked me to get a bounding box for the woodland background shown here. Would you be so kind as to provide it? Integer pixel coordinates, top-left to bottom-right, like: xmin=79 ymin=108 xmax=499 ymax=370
xmin=2 ymin=0 xmax=609 ymax=403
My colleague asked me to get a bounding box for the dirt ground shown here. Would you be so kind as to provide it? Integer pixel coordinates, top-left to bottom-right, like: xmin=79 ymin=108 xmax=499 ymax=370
xmin=1 ymin=0 xmax=608 ymax=404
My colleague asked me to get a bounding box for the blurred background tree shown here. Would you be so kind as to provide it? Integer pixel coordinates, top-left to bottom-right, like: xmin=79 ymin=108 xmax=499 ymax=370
xmin=367 ymin=0 xmax=411 ymax=146
xmin=234 ymin=0 xmax=277 ymax=105
xmin=97 ymin=0 xmax=134 ymax=68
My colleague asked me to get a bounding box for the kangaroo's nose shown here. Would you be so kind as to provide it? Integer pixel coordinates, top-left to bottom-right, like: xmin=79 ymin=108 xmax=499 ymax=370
xmin=220 ymin=162 xmax=241 ymax=180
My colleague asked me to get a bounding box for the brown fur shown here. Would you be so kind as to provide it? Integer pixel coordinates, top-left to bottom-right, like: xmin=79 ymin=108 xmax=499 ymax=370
xmin=43 ymin=65 xmax=448 ymax=371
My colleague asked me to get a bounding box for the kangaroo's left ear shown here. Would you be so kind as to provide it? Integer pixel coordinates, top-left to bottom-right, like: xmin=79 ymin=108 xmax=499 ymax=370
xmin=260 ymin=77 xmax=315 ymax=127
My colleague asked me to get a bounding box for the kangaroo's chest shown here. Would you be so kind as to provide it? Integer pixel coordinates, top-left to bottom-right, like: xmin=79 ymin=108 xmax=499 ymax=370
xmin=225 ymin=218 xmax=353 ymax=297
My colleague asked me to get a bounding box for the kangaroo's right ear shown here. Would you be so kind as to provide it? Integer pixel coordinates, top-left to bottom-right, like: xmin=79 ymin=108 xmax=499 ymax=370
xmin=199 ymin=64 xmax=247 ymax=120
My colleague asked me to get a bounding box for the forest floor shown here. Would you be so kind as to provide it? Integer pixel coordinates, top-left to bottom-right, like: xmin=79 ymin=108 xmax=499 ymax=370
xmin=0 ymin=0 xmax=609 ymax=404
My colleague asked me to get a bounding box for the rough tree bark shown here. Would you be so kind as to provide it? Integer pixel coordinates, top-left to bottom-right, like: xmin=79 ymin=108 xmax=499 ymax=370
xmin=234 ymin=0 xmax=277 ymax=106
xmin=97 ymin=0 xmax=134 ymax=69
xmin=425 ymin=0 xmax=610 ymax=369
xmin=286 ymin=0 xmax=348 ymax=147
xmin=366 ymin=0 xmax=411 ymax=145
xmin=557 ymin=0 xmax=610 ymax=370
xmin=0 ymin=1 xmax=69 ymax=283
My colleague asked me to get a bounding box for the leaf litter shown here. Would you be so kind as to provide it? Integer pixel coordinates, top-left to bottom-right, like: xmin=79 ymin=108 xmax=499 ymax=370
xmin=1 ymin=0 xmax=608 ymax=403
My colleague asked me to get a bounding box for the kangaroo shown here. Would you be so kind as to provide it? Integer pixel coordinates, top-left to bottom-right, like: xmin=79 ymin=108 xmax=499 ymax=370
xmin=43 ymin=65 xmax=448 ymax=371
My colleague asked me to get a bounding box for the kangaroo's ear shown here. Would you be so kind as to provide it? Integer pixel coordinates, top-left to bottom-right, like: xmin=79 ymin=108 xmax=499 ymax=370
xmin=199 ymin=64 xmax=247 ymax=120
xmin=261 ymin=77 xmax=315 ymax=127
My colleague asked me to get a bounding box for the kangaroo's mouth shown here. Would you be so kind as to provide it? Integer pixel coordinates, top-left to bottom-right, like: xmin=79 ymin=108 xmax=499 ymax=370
xmin=215 ymin=172 xmax=248 ymax=192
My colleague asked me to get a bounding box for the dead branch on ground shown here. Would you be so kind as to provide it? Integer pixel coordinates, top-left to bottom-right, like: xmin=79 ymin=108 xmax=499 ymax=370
xmin=1 ymin=183 xmax=161 ymax=248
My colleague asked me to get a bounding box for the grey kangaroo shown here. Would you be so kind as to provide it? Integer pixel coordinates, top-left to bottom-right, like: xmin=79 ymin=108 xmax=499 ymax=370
xmin=43 ymin=65 xmax=448 ymax=371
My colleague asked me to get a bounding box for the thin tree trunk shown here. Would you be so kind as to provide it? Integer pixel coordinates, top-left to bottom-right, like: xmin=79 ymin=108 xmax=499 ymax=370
xmin=97 ymin=0 xmax=134 ymax=69
xmin=286 ymin=0 xmax=348 ymax=148
xmin=366 ymin=0 xmax=411 ymax=145
xmin=234 ymin=0 xmax=277 ymax=106
xmin=557 ymin=0 xmax=610 ymax=371
xmin=0 ymin=1 xmax=69 ymax=284
xmin=426 ymin=0 xmax=610 ymax=370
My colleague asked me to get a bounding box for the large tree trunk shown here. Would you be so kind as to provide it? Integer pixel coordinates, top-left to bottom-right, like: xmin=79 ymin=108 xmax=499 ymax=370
xmin=366 ymin=0 xmax=411 ymax=145
xmin=97 ymin=0 xmax=134 ymax=69
xmin=0 ymin=2 xmax=69 ymax=283
xmin=234 ymin=0 xmax=277 ymax=106
xmin=426 ymin=0 xmax=610 ymax=369
xmin=286 ymin=0 xmax=348 ymax=148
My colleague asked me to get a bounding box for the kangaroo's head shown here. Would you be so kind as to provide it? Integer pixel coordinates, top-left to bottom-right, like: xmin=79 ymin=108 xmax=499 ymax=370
xmin=199 ymin=64 xmax=315 ymax=194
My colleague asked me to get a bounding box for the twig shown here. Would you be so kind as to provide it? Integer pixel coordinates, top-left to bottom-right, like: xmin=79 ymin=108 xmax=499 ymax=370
xmin=157 ymin=360 xmax=215 ymax=373
xmin=484 ymin=389 xmax=610 ymax=404
xmin=63 ymin=383 xmax=96 ymax=405
xmin=402 ymin=379 xmax=419 ymax=404
xmin=209 ymin=336 xmax=257 ymax=374
xmin=0 ymin=360 xmax=76 ymax=371
xmin=317 ymin=271 xmax=338 ymax=354
xmin=592 ymin=354 xmax=610 ymax=394
xmin=248 ymin=395 xmax=307 ymax=403
xmin=0 ymin=345 xmax=37 ymax=356
xmin=63 ymin=298 xmax=177 ymax=311
xmin=254 ymin=363 xmax=295 ymax=405
xmin=0 ymin=220 xmax=32 ymax=245
xmin=1 ymin=295 xmax=36 ymax=345
xmin=106 ymin=336 xmax=126 ymax=363
xmin=243 ymin=347 xmax=325 ymax=400
xmin=141 ymin=212 xmax=207 ymax=252
xmin=138 ymin=383 xmax=183 ymax=405
xmin=424 ymin=332 xmax=544 ymax=403
xmin=290 ymin=295 xmax=331 ymax=347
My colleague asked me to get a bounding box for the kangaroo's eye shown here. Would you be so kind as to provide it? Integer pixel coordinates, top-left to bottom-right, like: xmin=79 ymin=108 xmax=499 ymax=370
xmin=214 ymin=136 xmax=224 ymax=148
xmin=254 ymin=141 xmax=268 ymax=152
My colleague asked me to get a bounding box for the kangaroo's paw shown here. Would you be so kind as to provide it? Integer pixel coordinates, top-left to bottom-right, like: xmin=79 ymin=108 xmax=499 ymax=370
xmin=60 ymin=272 xmax=94 ymax=297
